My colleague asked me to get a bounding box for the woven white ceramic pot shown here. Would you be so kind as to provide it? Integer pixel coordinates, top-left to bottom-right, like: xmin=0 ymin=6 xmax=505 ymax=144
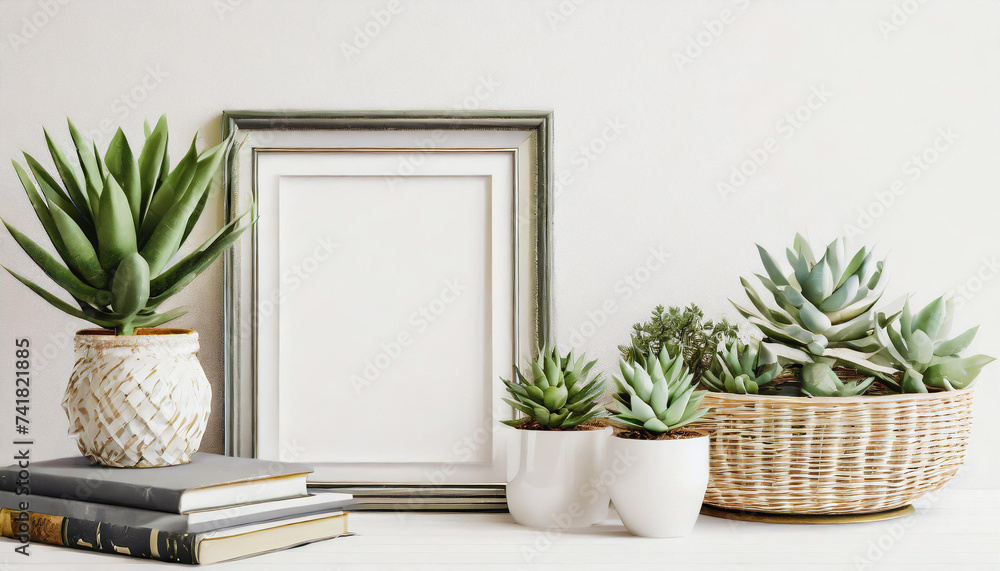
xmin=506 ymin=426 xmax=612 ymax=529
xmin=62 ymin=328 xmax=212 ymax=468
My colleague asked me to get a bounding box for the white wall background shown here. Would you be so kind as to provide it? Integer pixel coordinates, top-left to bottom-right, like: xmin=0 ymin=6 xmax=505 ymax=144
xmin=1 ymin=0 xmax=997 ymax=488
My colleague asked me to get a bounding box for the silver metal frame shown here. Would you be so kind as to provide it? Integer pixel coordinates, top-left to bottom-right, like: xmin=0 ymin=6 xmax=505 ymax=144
xmin=221 ymin=111 xmax=553 ymax=510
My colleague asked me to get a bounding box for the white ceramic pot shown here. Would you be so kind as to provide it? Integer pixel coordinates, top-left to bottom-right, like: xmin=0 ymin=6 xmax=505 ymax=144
xmin=608 ymin=431 xmax=709 ymax=538
xmin=506 ymin=426 xmax=612 ymax=529
xmin=62 ymin=329 xmax=212 ymax=468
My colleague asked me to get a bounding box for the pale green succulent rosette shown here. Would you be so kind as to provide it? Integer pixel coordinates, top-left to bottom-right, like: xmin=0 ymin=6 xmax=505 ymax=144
xmin=703 ymin=339 xmax=783 ymax=395
xmin=799 ymin=362 xmax=874 ymax=397
xmin=875 ymin=296 xmax=995 ymax=393
xmin=610 ymin=347 xmax=707 ymax=434
xmin=4 ymin=117 xmax=255 ymax=335
xmin=731 ymin=234 xmax=898 ymax=394
xmin=501 ymin=347 xmax=605 ymax=429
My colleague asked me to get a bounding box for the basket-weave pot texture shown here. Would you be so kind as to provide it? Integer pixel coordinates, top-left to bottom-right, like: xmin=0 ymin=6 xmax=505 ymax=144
xmin=62 ymin=328 xmax=212 ymax=468
xmin=700 ymin=369 xmax=975 ymax=514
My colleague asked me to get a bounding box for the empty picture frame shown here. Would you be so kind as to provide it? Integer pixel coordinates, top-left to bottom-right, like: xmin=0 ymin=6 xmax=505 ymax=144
xmin=222 ymin=111 xmax=551 ymax=505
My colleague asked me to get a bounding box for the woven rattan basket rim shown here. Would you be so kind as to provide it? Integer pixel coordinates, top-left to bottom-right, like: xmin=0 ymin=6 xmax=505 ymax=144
xmin=701 ymin=384 xmax=976 ymax=406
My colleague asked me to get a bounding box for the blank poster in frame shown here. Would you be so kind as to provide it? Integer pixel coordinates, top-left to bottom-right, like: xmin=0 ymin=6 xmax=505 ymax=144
xmin=222 ymin=112 xmax=552 ymax=508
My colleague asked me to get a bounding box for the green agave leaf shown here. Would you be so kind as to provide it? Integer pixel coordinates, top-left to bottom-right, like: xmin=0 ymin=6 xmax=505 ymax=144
xmin=912 ymin=297 xmax=947 ymax=339
xmin=3 ymin=219 xmax=110 ymax=306
xmin=104 ymin=128 xmax=142 ymax=227
xmin=503 ymin=398 xmax=535 ymax=417
xmin=818 ymin=274 xmax=860 ymax=313
xmin=667 ymin=407 xmax=708 ymax=431
xmin=67 ymin=119 xmax=104 ymax=214
xmin=611 ymin=416 xmax=646 ymax=431
xmin=12 ymin=160 xmax=72 ymax=262
xmin=629 ymin=397 xmax=656 ymax=422
xmin=110 ymin=252 xmax=150 ymax=318
xmin=137 ymin=116 xmax=168 ymax=220
xmin=2 ymin=267 xmax=116 ymax=328
xmin=140 ymin=136 xmax=232 ymax=276
xmin=132 ymin=306 xmax=187 ymax=328
xmin=47 ymin=201 xmax=107 ymax=288
xmin=794 ymin=233 xmax=817 ymax=266
xmin=548 ymin=411 xmax=570 ymax=427
xmin=502 ymin=380 xmax=528 ymax=400
xmin=43 ymin=128 xmax=89 ymax=216
xmin=96 ymin=175 xmax=138 ymax=272
xmin=662 ymin=384 xmax=695 ymax=425
xmin=934 ymin=326 xmax=979 ymax=357
xmin=837 ymin=247 xmax=867 ymax=290
xmin=907 ymin=329 xmax=934 ymax=366
xmin=643 ymin=418 xmax=670 ymax=433
xmin=543 ymin=385 xmax=568 ymax=410
xmin=147 ymin=211 xmax=251 ymax=303
xmin=801 ymin=258 xmax=832 ymax=305
xmin=23 ymin=152 xmax=93 ymax=236
xmin=757 ymin=244 xmax=789 ymax=286
xmin=901 ymin=369 xmax=928 ymax=393
xmin=923 ymin=355 xmax=995 ymax=390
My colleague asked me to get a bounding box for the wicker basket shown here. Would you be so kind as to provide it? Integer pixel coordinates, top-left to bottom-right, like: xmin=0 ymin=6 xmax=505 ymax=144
xmin=700 ymin=370 xmax=975 ymax=514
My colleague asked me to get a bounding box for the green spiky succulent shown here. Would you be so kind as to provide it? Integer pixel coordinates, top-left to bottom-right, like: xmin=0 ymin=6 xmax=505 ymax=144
xmin=4 ymin=117 xmax=254 ymax=335
xmin=875 ymin=296 xmax=994 ymax=392
xmin=609 ymin=346 xmax=707 ymax=434
xmin=702 ymin=339 xmax=783 ymax=395
xmin=501 ymin=347 xmax=605 ymax=429
xmin=799 ymin=363 xmax=874 ymax=397
xmin=732 ymin=234 xmax=897 ymax=388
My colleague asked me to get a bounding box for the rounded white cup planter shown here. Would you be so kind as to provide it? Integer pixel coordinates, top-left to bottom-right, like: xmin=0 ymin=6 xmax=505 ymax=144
xmin=62 ymin=328 xmax=212 ymax=468
xmin=608 ymin=430 xmax=709 ymax=538
xmin=506 ymin=426 xmax=612 ymax=529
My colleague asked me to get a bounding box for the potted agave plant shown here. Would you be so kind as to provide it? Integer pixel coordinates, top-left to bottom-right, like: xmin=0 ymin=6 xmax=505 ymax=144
xmin=698 ymin=233 xmax=993 ymax=515
xmin=4 ymin=117 xmax=253 ymax=467
xmin=501 ymin=347 xmax=610 ymax=528
xmin=607 ymin=345 xmax=709 ymax=538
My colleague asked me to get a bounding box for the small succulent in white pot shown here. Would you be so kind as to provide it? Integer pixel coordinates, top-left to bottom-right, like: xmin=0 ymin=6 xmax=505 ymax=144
xmin=4 ymin=117 xmax=254 ymax=467
xmin=501 ymin=347 xmax=610 ymax=529
xmin=606 ymin=346 xmax=709 ymax=538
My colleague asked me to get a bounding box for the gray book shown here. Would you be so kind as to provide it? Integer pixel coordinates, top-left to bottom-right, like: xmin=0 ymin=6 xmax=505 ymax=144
xmin=0 ymin=490 xmax=351 ymax=534
xmin=0 ymin=453 xmax=312 ymax=514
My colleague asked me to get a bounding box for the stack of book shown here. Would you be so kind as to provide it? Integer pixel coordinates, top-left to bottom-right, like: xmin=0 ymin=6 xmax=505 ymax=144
xmin=0 ymin=453 xmax=351 ymax=564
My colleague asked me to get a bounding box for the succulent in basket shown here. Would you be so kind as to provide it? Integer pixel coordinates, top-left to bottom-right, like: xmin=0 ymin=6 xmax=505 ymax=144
xmin=501 ymin=347 xmax=606 ymax=429
xmin=731 ymin=234 xmax=897 ymax=394
xmin=610 ymin=346 xmax=707 ymax=434
xmin=619 ymin=303 xmax=739 ymax=385
xmin=4 ymin=117 xmax=253 ymax=335
xmin=702 ymin=339 xmax=784 ymax=395
xmin=874 ymin=296 xmax=994 ymax=392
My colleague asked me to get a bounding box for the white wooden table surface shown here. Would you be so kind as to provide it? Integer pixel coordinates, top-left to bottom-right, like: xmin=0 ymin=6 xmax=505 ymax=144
xmin=3 ymin=489 xmax=998 ymax=570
